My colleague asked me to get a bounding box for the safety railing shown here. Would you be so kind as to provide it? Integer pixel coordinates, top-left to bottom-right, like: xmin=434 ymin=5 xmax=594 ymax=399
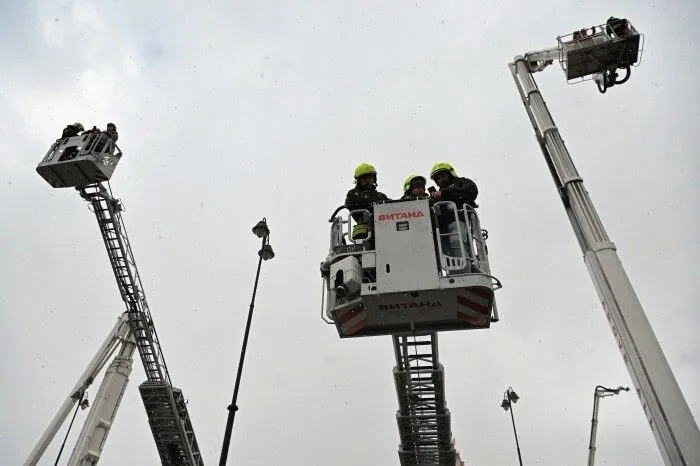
xmin=556 ymin=18 xmax=643 ymax=83
xmin=325 ymin=206 xmax=374 ymax=248
xmin=432 ymin=201 xmax=470 ymax=274
xmin=432 ymin=201 xmax=493 ymax=276
xmin=325 ymin=201 xmax=493 ymax=278
xmin=42 ymin=134 xmax=122 ymax=164
xmin=463 ymin=204 xmax=492 ymax=275
xmin=346 ymin=209 xmax=373 ymax=245
xmin=321 ymin=207 xmax=374 ymax=324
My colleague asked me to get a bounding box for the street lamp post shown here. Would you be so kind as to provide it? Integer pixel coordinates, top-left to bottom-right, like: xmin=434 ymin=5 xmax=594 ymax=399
xmin=219 ymin=218 xmax=275 ymax=466
xmin=501 ymin=387 xmax=523 ymax=466
xmin=587 ymin=385 xmax=629 ymax=466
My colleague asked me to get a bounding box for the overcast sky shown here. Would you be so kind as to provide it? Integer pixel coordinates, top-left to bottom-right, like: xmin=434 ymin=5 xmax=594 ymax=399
xmin=1 ymin=1 xmax=698 ymax=465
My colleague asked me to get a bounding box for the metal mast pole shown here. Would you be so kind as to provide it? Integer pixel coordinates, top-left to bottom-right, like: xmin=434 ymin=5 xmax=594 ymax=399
xmin=587 ymin=386 xmax=629 ymax=466
xmin=501 ymin=388 xmax=523 ymax=466
xmin=219 ymin=252 xmax=263 ymax=466
xmin=219 ymin=219 xmax=274 ymax=466
xmin=509 ymin=404 xmax=523 ymax=466
xmin=587 ymin=390 xmax=602 ymax=466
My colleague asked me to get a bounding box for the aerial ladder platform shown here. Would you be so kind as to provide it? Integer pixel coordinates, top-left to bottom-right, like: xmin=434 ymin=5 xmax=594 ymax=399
xmin=30 ymin=132 xmax=203 ymax=465
xmin=509 ymin=17 xmax=700 ymax=465
xmin=321 ymin=198 xmax=500 ymax=465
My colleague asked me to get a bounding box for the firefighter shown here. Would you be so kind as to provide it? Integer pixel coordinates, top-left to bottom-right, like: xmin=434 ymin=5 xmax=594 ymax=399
xmin=61 ymin=122 xmax=84 ymax=138
xmin=105 ymin=123 xmax=118 ymax=143
xmin=429 ymin=162 xmax=479 ymax=272
xmin=345 ymin=163 xmax=390 ymax=241
xmin=429 ymin=162 xmax=478 ymax=207
xmin=95 ymin=123 xmax=119 ymax=153
xmin=401 ymin=175 xmax=427 ymax=200
xmin=605 ymin=17 xmax=630 ymax=38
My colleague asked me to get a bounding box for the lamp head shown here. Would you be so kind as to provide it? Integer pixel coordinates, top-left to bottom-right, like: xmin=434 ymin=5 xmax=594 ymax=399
xmin=259 ymin=244 xmax=275 ymax=261
xmin=501 ymin=398 xmax=510 ymax=411
xmin=508 ymin=390 xmax=519 ymax=404
xmin=252 ymin=219 xmax=270 ymax=238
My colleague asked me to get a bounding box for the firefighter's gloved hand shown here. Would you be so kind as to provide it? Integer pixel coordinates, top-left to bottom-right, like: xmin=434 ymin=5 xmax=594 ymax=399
xmin=352 ymin=223 xmax=369 ymax=240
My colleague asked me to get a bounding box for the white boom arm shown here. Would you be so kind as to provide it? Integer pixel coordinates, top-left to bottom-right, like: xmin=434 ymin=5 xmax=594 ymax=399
xmin=509 ymin=56 xmax=700 ymax=465
xmin=25 ymin=313 xmax=132 ymax=465
xmin=68 ymin=336 xmax=136 ymax=465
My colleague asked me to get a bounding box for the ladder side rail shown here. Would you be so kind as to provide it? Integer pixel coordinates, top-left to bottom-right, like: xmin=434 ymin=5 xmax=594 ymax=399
xmin=393 ymin=334 xmax=454 ymax=464
xmin=24 ymin=313 xmax=131 ymax=466
xmin=91 ymin=197 xmax=139 ymax=302
xmin=96 ymin=192 xmax=202 ymax=465
xmin=164 ymin=387 xmax=199 ymax=466
xmin=176 ymin=402 xmax=204 ymax=465
xmin=92 ymin=196 xmax=165 ymax=383
xmin=82 ymin=186 xmax=171 ymax=385
xmin=68 ymin=334 xmax=137 ymax=465
xmin=172 ymin=388 xmax=204 ymax=465
xmin=74 ymin=185 xmax=201 ymax=464
xmin=510 ymin=56 xmax=700 ymax=466
xmin=111 ymin=204 xmax=173 ymax=385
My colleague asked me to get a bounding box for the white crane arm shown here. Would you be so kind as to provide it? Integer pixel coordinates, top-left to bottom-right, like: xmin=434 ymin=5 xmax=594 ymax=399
xmin=509 ymin=55 xmax=700 ymax=465
xmin=68 ymin=335 xmax=136 ymax=465
xmin=24 ymin=313 xmax=131 ymax=466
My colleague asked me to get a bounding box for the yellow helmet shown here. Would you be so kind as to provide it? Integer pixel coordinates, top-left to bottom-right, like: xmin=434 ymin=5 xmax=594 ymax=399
xmin=430 ymin=162 xmax=457 ymax=181
xmin=403 ymin=175 xmax=426 ymax=193
xmin=354 ymin=162 xmax=377 ymax=179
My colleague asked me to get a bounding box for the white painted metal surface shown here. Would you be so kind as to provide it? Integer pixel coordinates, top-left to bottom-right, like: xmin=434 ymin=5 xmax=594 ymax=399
xmin=25 ymin=313 xmax=132 ymax=465
xmin=68 ymin=338 xmax=136 ymax=465
xmin=509 ymin=49 xmax=700 ymax=465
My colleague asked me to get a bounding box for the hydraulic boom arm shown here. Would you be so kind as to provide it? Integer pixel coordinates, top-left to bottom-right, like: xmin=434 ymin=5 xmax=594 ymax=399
xmin=509 ymin=54 xmax=700 ymax=465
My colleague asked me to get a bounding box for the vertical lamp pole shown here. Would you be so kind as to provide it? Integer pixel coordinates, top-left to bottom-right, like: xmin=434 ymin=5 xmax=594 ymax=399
xmin=588 ymin=385 xmax=629 ymax=466
xmin=501 ymin=387 xmax=523 ymax=466
xmin=219 ymin=218 xmax=275 ymax=466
